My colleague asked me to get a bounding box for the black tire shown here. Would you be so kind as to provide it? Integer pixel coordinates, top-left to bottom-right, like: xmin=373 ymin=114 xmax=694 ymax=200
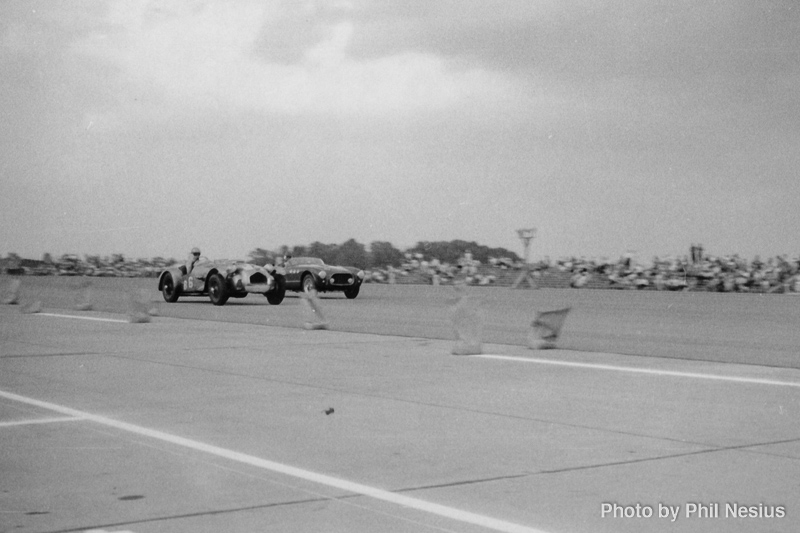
xmin=208 ymin=273 xmax=230 ymax=306
xmin=266 ymin=275 xmax=286 ymax=305
xmin=302 ymin=274 xmax=316 ymax=294
xmin=161 ymin=274 xmax=180 ymax=303
xmin=344 ymin=284 xmax=360 ymax=299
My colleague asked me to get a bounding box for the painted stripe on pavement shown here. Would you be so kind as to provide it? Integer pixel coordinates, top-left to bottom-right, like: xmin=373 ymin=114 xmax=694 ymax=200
xmin=0 ymin=416 xmax=85 ymax=428
xmin=0 ymin=389 xmax=547 ymax=533
xmin=37 ymin=313 xmax=129 ymax=323
xmin=476 ymin=354 xmax=800 ymax=388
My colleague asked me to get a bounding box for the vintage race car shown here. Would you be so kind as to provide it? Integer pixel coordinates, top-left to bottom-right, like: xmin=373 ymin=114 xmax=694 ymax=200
xmin=283 ymin=257 xmax=364 ymax=299
xmin=158 ymin=256 xmax=286 ymax=306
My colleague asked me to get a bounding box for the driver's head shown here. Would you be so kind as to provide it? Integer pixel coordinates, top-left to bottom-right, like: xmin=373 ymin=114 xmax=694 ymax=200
xmin=191 ymin=247 xmax=201 ymax=257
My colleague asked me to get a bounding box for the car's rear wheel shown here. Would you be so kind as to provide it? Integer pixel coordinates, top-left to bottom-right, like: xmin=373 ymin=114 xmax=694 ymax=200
xmin=208 ymin=273 xmax=229 ymax=306
xmin=344 ymin=285 xmax=360 ymax=299
xmin=266 ymin=275 xmax=286 ymax=305
xmin=302 ymin=274 xmax=316 ymax=294
xmin=162 ymin=274 xmax=180 ymax=303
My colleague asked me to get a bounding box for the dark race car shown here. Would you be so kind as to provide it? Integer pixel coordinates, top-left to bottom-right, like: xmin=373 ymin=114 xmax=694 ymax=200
xmin=158 ymin=256 xmax=286 ymax=306
xmin=283 ymin=257 xmax=364 ymax=299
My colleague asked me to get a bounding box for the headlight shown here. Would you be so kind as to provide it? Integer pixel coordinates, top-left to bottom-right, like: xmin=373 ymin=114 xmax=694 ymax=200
xmin=319 ymin=270 xmax=327 ymax=279
xmin=357 ymin=270 xmax=365 ymax=280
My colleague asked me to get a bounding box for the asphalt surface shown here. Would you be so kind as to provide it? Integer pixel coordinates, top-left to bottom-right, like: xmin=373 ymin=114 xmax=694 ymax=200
xmin=5 ymin=276 xmax=800 ymax=367
xmin=1 ymin=276 xmax=799 ymax=532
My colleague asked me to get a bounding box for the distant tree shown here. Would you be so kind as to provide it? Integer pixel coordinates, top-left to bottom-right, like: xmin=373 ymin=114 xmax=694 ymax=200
xmin=247 ymin=248 xmax=273 ymax=266
xmin=290 ymin=245 xmax=307 ymax=257
xmin=406 ymin=241 xmax=465 ymax=264
xmin=333 ymin=239 xmax=367 ymax=268
xmin=479 ymin=245 xmax=522 ymax=263
xmin=5 ymin=253 xmax=21 ymax=269
xmin=307 ymin=242 xmax=338 ymax=264
xmin=368 ymin=241 xmax=404 ymax=268
xmin=405 ymin=240 xmax=521 ymax=265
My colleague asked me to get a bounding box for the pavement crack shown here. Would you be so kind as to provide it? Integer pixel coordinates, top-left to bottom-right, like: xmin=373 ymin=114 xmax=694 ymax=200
xmin=395 ymin=473 xmax=531 ymax=493
xmin=41 ymin=496 xmax=354 ymax=533
xmin=395 ymin=436 xmax=800 ymax=494
xmin=0 ymin=351 xmax=101 ymax=358
xmin=536 ymin=436 xmax=800 ymax=475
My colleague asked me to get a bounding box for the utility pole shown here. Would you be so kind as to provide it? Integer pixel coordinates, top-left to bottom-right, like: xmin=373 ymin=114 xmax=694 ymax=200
xmin=511 ymin=228 xmax=538 ymax=289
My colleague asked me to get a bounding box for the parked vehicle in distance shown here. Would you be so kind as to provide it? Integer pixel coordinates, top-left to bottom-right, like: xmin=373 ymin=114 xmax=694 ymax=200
xmin=56 ymin=254 xmax=92 ymax=276
xmin=158 ymin=256 xmax=286 ymax=306
xmin=283 ymin=257 xmax=364 ymax=299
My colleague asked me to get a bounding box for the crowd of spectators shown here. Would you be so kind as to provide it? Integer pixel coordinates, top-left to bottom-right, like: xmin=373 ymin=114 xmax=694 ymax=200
xmin=2 ymin=254 xmax=173 ymax=278
xmin=365 ymin=252 xmax=511 ymax=286
xmin=364 ymin=249 xmax=800 ymax=294
xmin=559 ymin=251 xmax=800 ymax=293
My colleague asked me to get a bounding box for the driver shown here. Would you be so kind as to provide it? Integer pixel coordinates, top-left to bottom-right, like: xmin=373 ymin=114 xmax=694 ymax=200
xmin=186 ymin=247 xmax=201 ymax=274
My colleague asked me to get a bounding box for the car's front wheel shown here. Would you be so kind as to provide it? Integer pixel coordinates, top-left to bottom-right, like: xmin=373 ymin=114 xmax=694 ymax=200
xmin=266 ymin=275 xmax=286 ymax=305
xmin=302 ymin=274 xmax=316 ymax=294
xmin=344 ymin=285 xmax=360 ymax=299
xmin=208 ymin=273 xmax=230 ymax=306
xmin=161 ymin=274 xmax=180 ymax=303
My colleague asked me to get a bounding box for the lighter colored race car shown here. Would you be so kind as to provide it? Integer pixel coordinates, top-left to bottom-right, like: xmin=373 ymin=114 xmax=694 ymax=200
xmin=158 ymin=256 xmax=286 ymax=306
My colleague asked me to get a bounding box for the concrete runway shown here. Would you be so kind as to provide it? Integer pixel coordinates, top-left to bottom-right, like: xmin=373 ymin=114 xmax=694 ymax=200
xmin=1 ymin=277 xmax=799 ymax=532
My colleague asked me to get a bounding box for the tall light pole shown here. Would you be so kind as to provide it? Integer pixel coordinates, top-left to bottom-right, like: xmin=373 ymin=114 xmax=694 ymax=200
xmin=512 ymin=228 xmax=538 ymax=289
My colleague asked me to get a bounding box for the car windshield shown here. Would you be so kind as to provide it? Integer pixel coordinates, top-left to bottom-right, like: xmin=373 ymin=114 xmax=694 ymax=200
xmin=287 ymin=257 xmax=324 ymax=267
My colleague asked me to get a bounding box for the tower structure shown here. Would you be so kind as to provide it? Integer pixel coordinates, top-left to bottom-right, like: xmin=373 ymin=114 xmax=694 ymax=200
xmin=511 ymin=228 xmax=538 ymax=289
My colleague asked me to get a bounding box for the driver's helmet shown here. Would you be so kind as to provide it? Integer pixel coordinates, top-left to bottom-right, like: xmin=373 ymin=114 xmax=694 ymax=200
xmin=191 ymin=247 xmax=201 ymax=256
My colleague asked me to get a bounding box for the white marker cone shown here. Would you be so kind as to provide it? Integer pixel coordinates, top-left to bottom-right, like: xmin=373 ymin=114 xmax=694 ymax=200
xmin=127 ymin=289 xmax=153 ymax=323
xmin=302 ymin=290 xmax=329 ymax=330
xmin=528 ymin=307 xmax=571 ymax=350
xmin=450 ymin=283 xmax=483 ymax=355
xmin=74 ymin=279 xmax=93 ymax=311
xmin=3 ymin=279 xmax=21 ymax=305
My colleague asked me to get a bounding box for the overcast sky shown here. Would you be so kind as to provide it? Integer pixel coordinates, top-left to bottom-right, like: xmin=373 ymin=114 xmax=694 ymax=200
xmin=2 ymin=0 xmax=798 ymax=262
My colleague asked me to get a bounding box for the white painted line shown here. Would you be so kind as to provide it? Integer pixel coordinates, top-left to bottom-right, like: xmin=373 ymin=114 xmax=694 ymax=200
xmin=0 ymin=416 xmax=85 ymax=428
xmin=37 ymin=313 xmax=129 ymax=323
xmin=84 ymin=530 xmax=136 ymax=533
xmin=0 ymin=390 xmax=547 ymax=533
xmin=477 ymin=354 xmax=800 ymax=388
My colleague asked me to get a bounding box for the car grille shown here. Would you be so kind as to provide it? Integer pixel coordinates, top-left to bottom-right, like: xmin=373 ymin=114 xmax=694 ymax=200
xmin=249 ymin=272 xmax=268 ymax=284
xmin=330 ymin=273 xmax=354 ymax=285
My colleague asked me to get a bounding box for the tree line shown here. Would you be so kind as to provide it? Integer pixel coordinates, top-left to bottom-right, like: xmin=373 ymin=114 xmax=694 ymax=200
xmin=248 ymin=239 xmax=522 ymax=270
xmin=3 ymin=239 xmax=521 ymax=271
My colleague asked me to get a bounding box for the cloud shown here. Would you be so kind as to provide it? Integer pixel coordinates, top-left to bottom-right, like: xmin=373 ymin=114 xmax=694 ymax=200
xmin=68 ymin=0 xmax=517 ymax=119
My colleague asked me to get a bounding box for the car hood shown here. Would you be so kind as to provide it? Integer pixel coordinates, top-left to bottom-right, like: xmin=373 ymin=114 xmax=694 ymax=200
xmin=316 ymin=264 xmax=357 ymax=274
